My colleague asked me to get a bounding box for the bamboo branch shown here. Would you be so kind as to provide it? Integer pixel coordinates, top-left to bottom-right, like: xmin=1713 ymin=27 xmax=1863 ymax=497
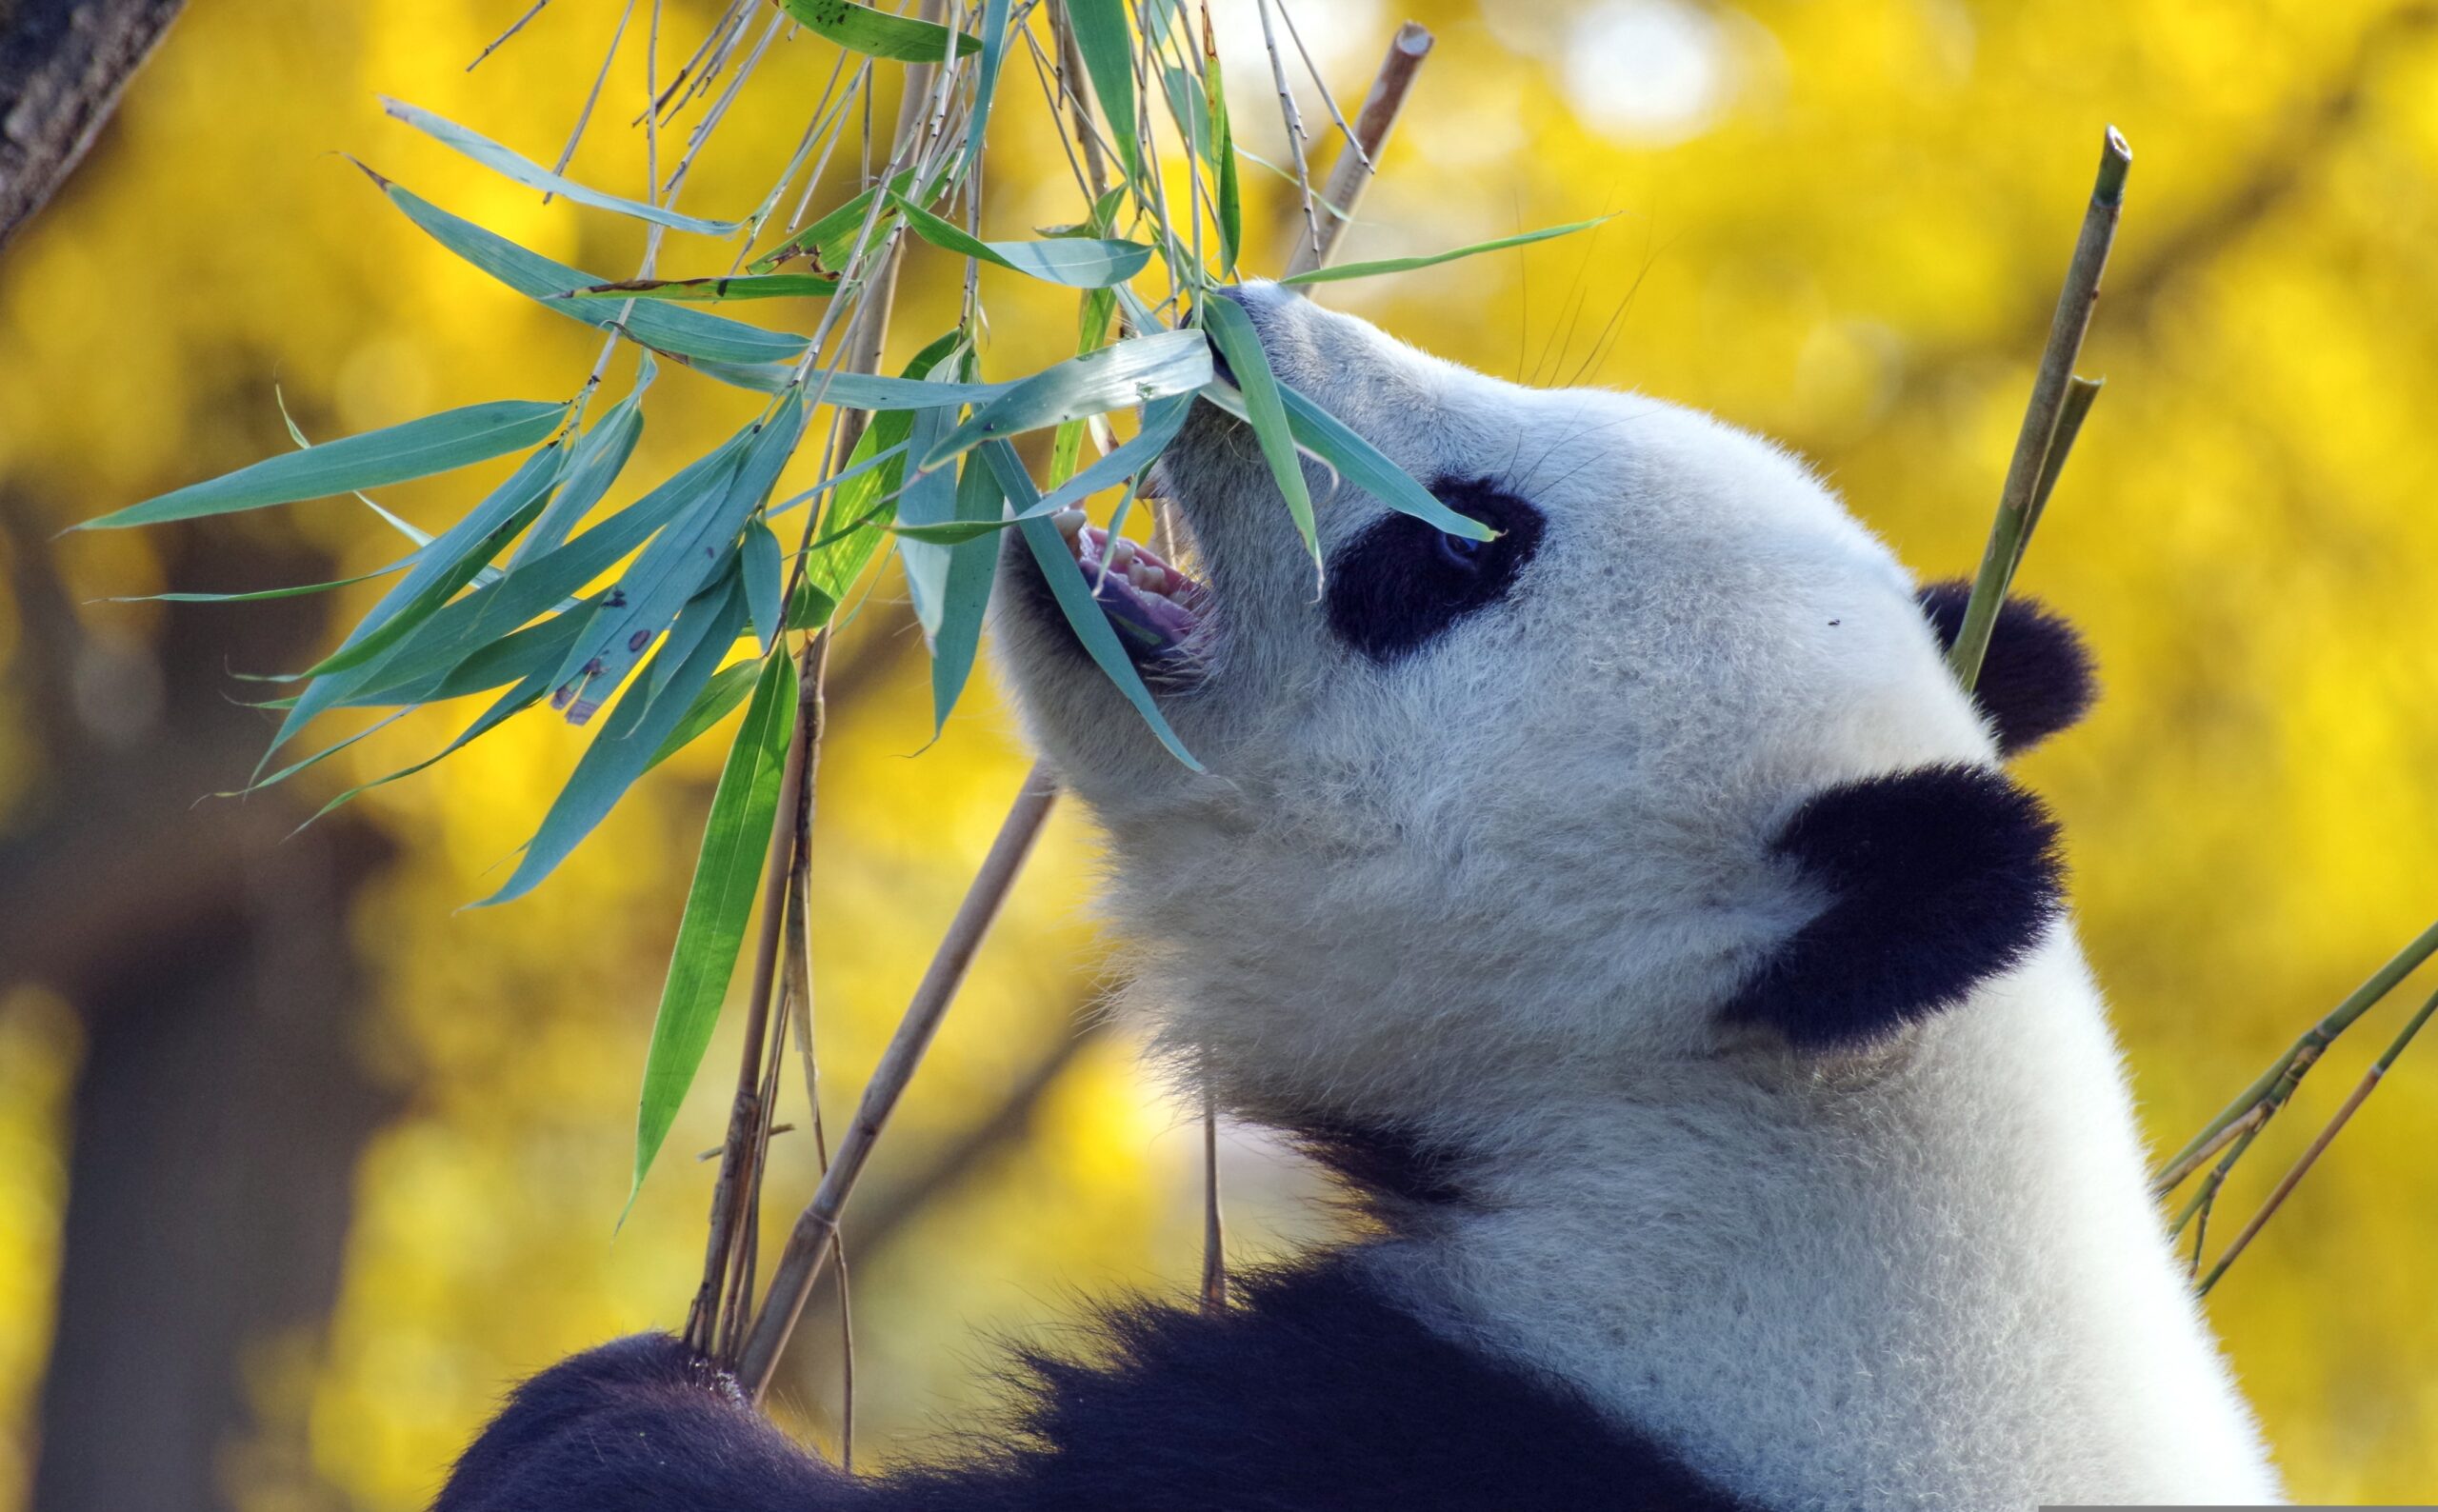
xmin=2196 ymin=985 xmax=2438 ymax=1293
xmin=1283 ymin=22 xmax=1431 ymax=280
xmin=733 ymin=12 xmax=1440 ymax=1405
xmin=2152 ymin=914 xmax=2438 ymax=1194
xmin=1947 ymin=128 xmax=2130 ymax=691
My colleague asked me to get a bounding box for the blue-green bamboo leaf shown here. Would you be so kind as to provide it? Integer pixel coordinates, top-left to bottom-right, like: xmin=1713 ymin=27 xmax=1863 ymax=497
xmin=961 ymin=0 xmax=1016 ymax=173
xmin=519 ymin=354 xmax=654 ymax=563
xmin=742 ymin=519 xmax=784 ymax=655
xmin=1202 ymin=296 xmax=1317 ymax=563
xmin=929 ymin=453 xmax=1005 ymax=734
xmin=1025 ymin=393 xmax=1192 ymax=520
xmin=479 ymin=582 xmax=746 ymax=906
xmin=981 ymin=441 xmax=1197 ymax=768
xmin=370 ymin=169 xmax=810 ymax=374
xmin=80 ymin=400 xmax=566 ymax=530
xmin=380 ymin=98 xmax=745 ymax=235
xmin=629 ymin=650 xmax=798 ymax=1204
xmin=110 ymin=553 xmax=418 ymax=604
xmin=556 ymin=402 xmax=808 ymax=721
xmin=1274 ymin=382 xmax=1494 ymax=541
xmin=645 ymin=659 xmax=761 ymax=770
xmin=298 ymin=663 xmax=557 ymax=830
xmin=566 ymin=273 xmax=840 ymax=303
xmin=923 ymin=330 xmax=1210 ymax=468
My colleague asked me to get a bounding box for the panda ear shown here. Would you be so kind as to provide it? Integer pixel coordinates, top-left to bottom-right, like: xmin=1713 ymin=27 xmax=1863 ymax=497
xmin=1916 ymin=581 xmax=2097 ymax=757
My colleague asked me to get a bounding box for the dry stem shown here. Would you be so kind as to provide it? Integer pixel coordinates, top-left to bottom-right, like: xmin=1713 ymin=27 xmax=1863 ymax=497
xmin=1283 ymin=22 xmax=1431 ymax=280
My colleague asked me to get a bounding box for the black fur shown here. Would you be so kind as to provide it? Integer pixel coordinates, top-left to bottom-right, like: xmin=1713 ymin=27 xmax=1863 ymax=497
xmin=1915 ymin=582 xmax=2097 ymax=757
xmin=1276 ymin=1114 xmax=1471 ymax=1213
xmin=1325 ymin=482 xmax=1545 ymax=664
xmin=1721 ymin=765 xmax=2065 ymax=1052
xmin=434 ymin=1259 xmax=1759 ymax=1512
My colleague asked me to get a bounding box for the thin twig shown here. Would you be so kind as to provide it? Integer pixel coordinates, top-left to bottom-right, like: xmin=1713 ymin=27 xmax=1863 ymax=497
xmin=2152 ymin=915 xmax=2438 ymax=1194
xmin=2196 ymin=985 xmax=2438 ymax=1293
xmin=1946 ymin=127 xmax=2130 ymax=690
xmin=469 ymin=0 xmax=553 ymax=70
xmin=1252 ymin=0 xmax=1320 ymax=258
xmin=1271 ymin=0 xmax=1369 ymax=170
xmin=544 ymin=0 xmax=641 ymax=206
xmin=1282 ymin=22 xmax=1430 ymax=279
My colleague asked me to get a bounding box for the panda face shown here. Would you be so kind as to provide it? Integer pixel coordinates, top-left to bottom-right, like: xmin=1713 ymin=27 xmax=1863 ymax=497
xmin=990 ymin=281 xmax=1998 ymax=1124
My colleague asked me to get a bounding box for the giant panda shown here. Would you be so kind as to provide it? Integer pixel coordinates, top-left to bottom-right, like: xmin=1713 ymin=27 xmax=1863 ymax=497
xmin=434 ymin=281 xmax=2285 ymax=1511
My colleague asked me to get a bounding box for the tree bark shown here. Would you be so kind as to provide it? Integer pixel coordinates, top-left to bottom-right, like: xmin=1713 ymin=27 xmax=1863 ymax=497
xmin=0 ymin=0 xmax=185 ymax=252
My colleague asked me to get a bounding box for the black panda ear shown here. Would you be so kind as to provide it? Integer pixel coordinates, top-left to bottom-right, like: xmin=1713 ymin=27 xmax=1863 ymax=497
xmin=1916 ymin=581 xmax=2097 ymax=757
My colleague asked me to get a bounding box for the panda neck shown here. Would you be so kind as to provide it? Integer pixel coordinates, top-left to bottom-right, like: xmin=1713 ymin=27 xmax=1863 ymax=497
xmin=1361 ymin=936 xmax=2284 ymax=1510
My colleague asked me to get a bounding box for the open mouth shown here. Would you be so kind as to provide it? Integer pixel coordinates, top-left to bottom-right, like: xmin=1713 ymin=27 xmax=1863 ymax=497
xmin=1050 ymin=504 xmax=1210 ymax=674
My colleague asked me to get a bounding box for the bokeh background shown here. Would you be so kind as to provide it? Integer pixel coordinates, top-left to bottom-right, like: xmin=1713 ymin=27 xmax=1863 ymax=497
xmin=3 ymin=0 xmax=2436 ymax=1506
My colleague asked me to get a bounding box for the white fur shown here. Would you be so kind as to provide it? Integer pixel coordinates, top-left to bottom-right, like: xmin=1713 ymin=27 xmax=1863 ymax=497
xmin=990 ymin=282 xmax=2282 ymax=1509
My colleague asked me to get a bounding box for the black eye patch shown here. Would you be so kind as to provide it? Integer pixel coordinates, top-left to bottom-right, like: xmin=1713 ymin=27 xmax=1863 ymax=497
xmin=1323 ymin=481 xmax=1546 ymax=663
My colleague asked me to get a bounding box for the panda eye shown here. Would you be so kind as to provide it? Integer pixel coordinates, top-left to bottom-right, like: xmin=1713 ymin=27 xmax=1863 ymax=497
xmin=1433 ymin=530 xmax=1486 ymax=571
xmin=1323 ymin=481 xmax=1546 ymax=664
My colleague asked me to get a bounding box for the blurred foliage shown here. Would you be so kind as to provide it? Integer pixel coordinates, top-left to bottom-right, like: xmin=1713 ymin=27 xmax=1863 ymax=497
xmin=2 ymin=0 xmax=2436 ymax=1505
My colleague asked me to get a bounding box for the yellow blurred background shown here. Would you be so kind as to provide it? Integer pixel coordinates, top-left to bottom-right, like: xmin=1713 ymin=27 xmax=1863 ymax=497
xmin=2 ymin=0 xmax=2435 ymax=1506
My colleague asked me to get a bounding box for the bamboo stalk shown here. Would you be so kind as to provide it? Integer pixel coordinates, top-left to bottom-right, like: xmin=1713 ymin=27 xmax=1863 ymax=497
xmin=1947 ymin=127 xmax=2129 ymax=691
xmin=733 ymin=14 xmax=1439 ymax=1405
xmin=737 ymin=769 xmax=1061 ymax=1399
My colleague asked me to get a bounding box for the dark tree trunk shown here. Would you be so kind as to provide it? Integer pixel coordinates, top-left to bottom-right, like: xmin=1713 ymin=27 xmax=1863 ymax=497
xmin=0 ymin=0 xmax=185 ymax=251
xmin=4 ymin=504 xmax=397 ymax=1512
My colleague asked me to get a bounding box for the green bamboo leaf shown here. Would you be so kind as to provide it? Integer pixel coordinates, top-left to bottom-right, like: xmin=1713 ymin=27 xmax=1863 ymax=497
xmin=774 ymin=0 xmax=980 ymax=62
xmin=1277 ymin=216 xmax=1615 ymax=287
xmin=79 ymin=399 xmax=566 ymax=530
xmin=749 ymin=173 xmax=913 ymax=273
xmin=370 ymin=170 xmax=811 ymax=374
xmin=347 ymin=602 xmax=601 ymax=710
xmin=629 ymin=650 xmax=798 ymax=1204
xmin=980 ymin=441 xmax=1197 ymax=769
xmin=1202 ymin=296 xmax=1317 ymax=563
xmin=968 ymin=390 xmax=1189 ymax=529
xmin=922 ymin=330 xmax=1211 ymax=468
xmin=743 ymin=519 xmax=784 ymax=654
xmin=1275 ymin=382 xmax=1493 ymax=541
xmin=567 ymin=273 xmax=840 ymax=303
xmin=480 ymin=582 xmax=747 ymax=906
xmin=892 ymin=192 xmax=1152 ymax=288
xmin=380 ymin=98 xmax=744 ymax=235
xmin=1204 ymin=49 xmax=1242 ymax=272
xmin=789 ymin=331 xmax=964 ymax=632
xmin=646 ymin=659 xmax=762 ymax=770
xmin=896 ymin=344 xmax=971 ymax=639
xmin=1062 ymin=0 xmax=1141 ymax=180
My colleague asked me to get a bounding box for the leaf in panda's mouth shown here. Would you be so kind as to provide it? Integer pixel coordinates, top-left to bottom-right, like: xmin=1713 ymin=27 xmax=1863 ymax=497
xmin=1052 ymin=507 xmax=1206 ymax=663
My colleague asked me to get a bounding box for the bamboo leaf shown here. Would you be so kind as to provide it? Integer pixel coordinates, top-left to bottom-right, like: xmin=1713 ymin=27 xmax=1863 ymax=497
xmin=923 ymin=330 xmax=1210 ymax=468
xmin=892 ymin=192 xmax=1152 ymax=288
xmin=749 ymin=172 xmax=915 ymax=273
xmin=381 ymin=97 xmax=745 ymax=235
xmin=110 ymin=554 xmax=417 ymax=604
xmin=1203 ymin=296 xmax=1317 ymax=563
xmin=479 ymin=582 xmax=747 ymax=906
xmin=646 ymin=659 xmax=762 ymax=770
xmin=518 ymin=355 xmax=654 ymax=563
xmin=981 ymin=441 xmax=1197 ymax=768
xmin=962 ymin=0 xmax=1016 ymax=173
xmin=773 ymin=0 xmax=980 ymax=62
xmin=743 ymin=519 xmax=784 ymax=654
xmin=1062 ymin=0 xmax=1141 ymax=180
xmin=79 ymin=399 xmax=566 ymax=530
xmin=567 ymin=273 xmax=840 ymax=303
xmin=1204 ymin=48 xmax=1243 ymax=272
xmin=1022 ymin=390 xmax=1192 ymax=520
xmin=629 ymin=650 xmax=798 ymax=1204
xmin=1273 ymin=381 xmax=1493 ymax=540
xmin=556 ymin=402 xmax=807 ymax=723
xmin=1277 ymin=216 xmax=1615 ymax=287
xmin=929 ymin=454 xmax=1005 ymax=732
xmin=370 ymin=171 xmax=812 ymax=373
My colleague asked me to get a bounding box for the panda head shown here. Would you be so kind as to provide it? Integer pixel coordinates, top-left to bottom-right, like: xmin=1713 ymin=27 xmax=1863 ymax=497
xmin=992 ymin=281 xmax=2092 ymax=1134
